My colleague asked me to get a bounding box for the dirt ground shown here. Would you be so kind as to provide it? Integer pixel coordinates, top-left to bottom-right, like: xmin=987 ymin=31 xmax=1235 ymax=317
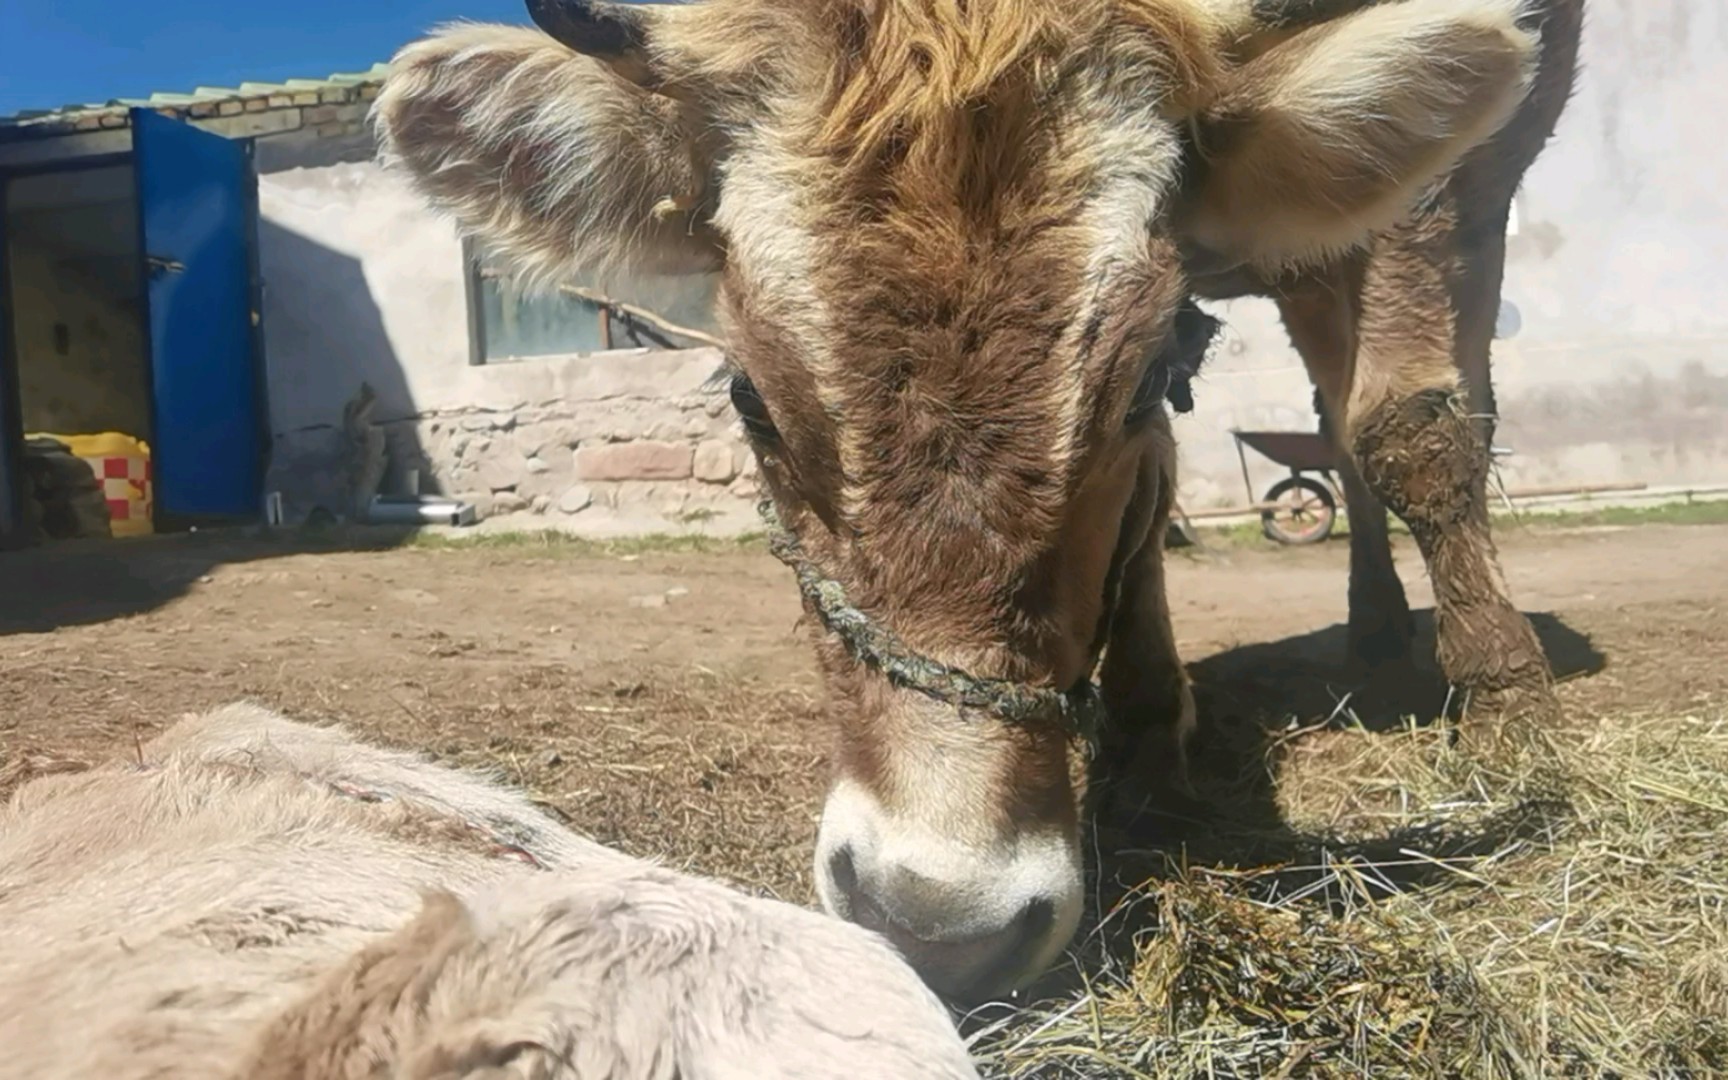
xmin=3 ymin=518 xmax=1725 ymax=914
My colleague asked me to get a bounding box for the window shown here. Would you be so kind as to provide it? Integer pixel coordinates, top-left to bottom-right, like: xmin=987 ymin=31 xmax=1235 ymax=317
xmin=462 ymin=238 xmax=723 ymax=365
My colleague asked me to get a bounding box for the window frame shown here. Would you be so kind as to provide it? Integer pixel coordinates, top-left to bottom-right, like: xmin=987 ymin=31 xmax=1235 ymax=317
xmin=461 ymin=236 xmax=623 ymax=367
xmin=461 ymin=238 xmax=726 ymax=365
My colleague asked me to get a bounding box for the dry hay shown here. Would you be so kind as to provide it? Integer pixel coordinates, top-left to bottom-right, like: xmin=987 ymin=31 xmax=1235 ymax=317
xmin=968 ymin=700 xmax=1728 ymax=1078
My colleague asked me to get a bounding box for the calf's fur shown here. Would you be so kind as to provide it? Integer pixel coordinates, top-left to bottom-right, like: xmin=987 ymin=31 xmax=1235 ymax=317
xmin=0 ymin=703 xmax=979 ymax=1079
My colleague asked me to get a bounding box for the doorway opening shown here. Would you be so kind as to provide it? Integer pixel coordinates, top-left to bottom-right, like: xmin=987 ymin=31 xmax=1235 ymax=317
xmin=4 ymin=162 xmax=155 ymax=543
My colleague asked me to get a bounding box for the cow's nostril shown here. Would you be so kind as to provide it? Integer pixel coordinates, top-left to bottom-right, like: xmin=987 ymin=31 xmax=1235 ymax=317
xmin=1016 ymin=897 xmax=1054 ymax=946
xmin=827 ymin=845 xmax=859 ymax=916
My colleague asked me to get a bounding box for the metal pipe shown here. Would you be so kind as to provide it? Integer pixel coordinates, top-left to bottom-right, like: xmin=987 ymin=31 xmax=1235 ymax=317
xmin=1234 ymin=435 xmax=1255 ymax=507
xmin=365 ymin=497 xmax=477 ymax=527
xmin=1174 ymin=481 xmax=1694 ymax=524
xmin=1500 ymin=481 xmax=1648 ymax=500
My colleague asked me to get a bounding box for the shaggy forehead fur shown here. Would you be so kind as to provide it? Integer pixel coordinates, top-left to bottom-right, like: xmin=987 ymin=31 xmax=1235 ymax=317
xmin=661 ymin=0 xmax=1229 ymax=128
xmin=710 ymin=0 xmax=1217 ymax=558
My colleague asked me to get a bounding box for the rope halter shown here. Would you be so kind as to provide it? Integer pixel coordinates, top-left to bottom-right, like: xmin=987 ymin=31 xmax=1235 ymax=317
xmin=756 ymin=499 xmax=1105 ymax=753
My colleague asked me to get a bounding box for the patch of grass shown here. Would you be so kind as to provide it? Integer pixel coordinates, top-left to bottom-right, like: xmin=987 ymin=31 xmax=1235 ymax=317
xmin=968 ymin=702 xmax=1728 ymax=1078
xmin=1503 ymin=497 xmax=1728 ymax=530
xmin=277 ymin=493 xmax=1725 ymax=562
xmin=400 ymin=528 xmax=767 ymax=558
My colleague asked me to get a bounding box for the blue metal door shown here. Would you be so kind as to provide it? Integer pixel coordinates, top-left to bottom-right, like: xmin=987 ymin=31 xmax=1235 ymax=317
xmin=132 ymin=108 xmax=265 ymax=522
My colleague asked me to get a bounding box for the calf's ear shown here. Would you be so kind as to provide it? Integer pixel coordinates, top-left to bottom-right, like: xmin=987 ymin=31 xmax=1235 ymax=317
xmin=373 ymin=8 xmax=723 ymax=287
xmin=1178 ymin=0 xmax=1539 ymax=272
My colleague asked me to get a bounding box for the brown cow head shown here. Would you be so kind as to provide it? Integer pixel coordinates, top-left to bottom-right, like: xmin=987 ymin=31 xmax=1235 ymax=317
xmin=375 ymin=0 xmax=1538 ymax=1002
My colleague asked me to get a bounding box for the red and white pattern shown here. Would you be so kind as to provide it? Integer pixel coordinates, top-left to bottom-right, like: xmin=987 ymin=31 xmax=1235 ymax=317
xmin=96 ymin=455 xmax=153 ymax=525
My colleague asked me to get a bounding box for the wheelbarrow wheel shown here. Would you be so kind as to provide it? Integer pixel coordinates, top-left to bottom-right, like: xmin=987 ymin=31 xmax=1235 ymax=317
xmin=1261 ymin=476 xmax=1337 ymax=546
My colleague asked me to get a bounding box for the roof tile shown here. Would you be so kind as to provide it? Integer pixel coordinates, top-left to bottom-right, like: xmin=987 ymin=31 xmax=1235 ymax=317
xmin=1 ymin=65 xmax=393 ymax=135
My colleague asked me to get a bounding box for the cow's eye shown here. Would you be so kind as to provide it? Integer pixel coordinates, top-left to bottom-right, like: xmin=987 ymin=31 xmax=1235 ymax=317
xmin=729 ymin=373 xmax=778 ymax=441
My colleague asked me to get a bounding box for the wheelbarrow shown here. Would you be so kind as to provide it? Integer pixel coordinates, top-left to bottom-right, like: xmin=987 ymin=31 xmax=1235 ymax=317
xmin=1229 ymin=430 xmax=1517 ymax=546
xmin=1229 ymin=429 xmax=1344 ymax=545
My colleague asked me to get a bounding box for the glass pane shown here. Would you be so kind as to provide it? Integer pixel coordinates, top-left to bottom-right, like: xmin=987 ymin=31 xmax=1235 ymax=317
xmin=477 ymin=269 xmax=608 ymax=361
xmin=471 ymin=248 xmax=723 ymax=364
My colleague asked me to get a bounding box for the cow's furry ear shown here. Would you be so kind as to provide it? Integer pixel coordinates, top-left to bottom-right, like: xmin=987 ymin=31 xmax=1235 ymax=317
xmin=235 ymin=887 xmax=575 ymax=1079
xmin=234 ymin=891 xmax=482 ymax=1079
xmin=1178 ymin=0 xmax=1538 ymax=271
xmin=373 ymin=22 xmax=724 ymax=288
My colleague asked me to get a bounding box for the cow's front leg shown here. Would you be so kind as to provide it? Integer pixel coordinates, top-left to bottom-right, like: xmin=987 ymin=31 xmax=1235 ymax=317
xmin=1276 ymin=280 xmax=1417 ymax=675
xmin=1095 ymin=436 xmax=1195 ymax=806
xmin=1347 ymin=215 xmax=1556 ymax=734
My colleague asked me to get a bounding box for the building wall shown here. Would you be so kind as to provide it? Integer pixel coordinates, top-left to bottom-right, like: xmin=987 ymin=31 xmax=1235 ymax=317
xmin=1171 ymin=0 xmax=1728 ymax=508
xmin=255 ymin=160 xmax=754 ymax=532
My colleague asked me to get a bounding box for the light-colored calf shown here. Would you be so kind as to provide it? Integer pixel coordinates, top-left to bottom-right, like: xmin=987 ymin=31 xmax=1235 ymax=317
xmin=0 ymin=703 xmax=979 ymax=1079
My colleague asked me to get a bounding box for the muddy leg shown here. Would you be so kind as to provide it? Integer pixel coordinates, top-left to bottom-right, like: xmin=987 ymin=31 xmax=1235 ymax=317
xmin=1096 ymin=436 xmax=1195 ymax=802
xmin=1276 ymin=278 xmax=1415 ymax=672
xmin=1348 ymin=210 xmax=1555 ymax=732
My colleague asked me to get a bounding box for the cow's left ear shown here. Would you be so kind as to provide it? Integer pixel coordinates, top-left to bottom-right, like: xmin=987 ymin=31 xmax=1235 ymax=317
xmin=374 ymin=8 xmax=726 ymax=287
xmin=1176 ymin=0 xmax=1539 ymax=272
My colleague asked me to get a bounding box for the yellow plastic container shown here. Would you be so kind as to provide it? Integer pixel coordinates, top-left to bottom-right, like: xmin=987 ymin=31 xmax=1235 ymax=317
xmin=29 ymin=430 xmax=155 ymax=537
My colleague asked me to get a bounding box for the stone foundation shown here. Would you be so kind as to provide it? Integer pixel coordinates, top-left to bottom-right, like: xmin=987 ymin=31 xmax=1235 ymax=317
xmin=265 ymin=353 xmax=763 ymax=536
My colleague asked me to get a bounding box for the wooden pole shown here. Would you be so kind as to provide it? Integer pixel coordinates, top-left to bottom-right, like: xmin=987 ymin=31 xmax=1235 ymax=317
xmin=557 ymin=284 xmax=728 ymax=351
xmin=1500 ymin=481 xmax=1648 ymax=500
xmin=1175 ymin=481 xmax=1653 ymax=523
xmin=473 ymin=267 xmax=730 ymax=352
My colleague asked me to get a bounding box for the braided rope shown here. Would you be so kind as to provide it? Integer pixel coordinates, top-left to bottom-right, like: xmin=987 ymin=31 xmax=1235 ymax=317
xmin=757 ymin=500 xmax=1103 ymax=750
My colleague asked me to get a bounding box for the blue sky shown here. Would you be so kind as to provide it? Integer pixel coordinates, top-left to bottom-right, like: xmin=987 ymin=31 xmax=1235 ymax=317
xmin=0 ymin=0 xmax=546 ymax=115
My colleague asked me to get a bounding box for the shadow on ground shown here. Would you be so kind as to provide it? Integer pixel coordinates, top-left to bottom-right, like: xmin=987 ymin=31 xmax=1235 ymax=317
xmin=991 ymin=609 xmax=1604 ymax=1012
xmin=1187 ymin=609 xmax=1605 ymax=735
xmin=0 ymin=524 xmax=420 ymax=636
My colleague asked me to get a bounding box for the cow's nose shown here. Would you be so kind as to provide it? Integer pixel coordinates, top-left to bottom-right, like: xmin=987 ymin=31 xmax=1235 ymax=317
xmin=823 ymin=845 xmax=1060 ymax=1004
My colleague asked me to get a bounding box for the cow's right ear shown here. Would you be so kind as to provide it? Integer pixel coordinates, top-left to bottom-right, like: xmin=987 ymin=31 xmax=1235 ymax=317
xmin=1175 ymin=0 xmax=1538 ymax=274
xmin=524 ymin=0 xmax=667 ymax=92
xmin=373 ymin=15 xmax=724 ymax=287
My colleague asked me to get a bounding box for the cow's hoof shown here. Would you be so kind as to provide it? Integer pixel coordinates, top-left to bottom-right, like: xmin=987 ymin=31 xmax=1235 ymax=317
xmin=1345 ymin=606 xmax=1416 ymax=675
xmin=1451 ymin=680 xmax=1563 ymax=764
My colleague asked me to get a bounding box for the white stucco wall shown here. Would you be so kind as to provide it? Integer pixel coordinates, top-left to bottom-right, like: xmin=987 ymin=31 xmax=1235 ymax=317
xmin=256 ymin=161 xmax=751 ymax=531
xmin=259 ymin=162 xmax=468 ymax=435
xmin=1487 ymin=0 xmax=1728 ymax=491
